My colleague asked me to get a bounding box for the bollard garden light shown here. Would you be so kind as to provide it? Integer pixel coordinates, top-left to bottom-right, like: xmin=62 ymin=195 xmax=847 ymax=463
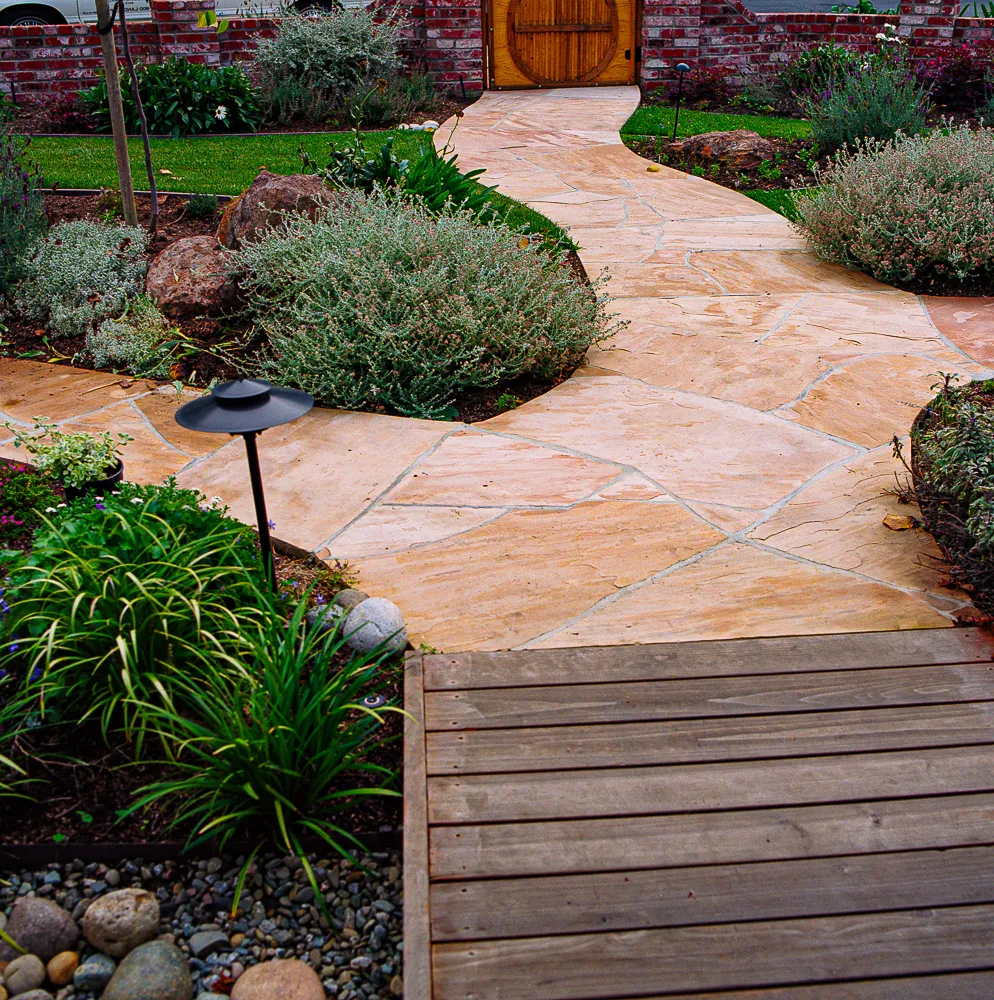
xmin=174 ymin=378 xmax=313 ymax=593
xmin=673 ymin=63 xmax=691 ymax=141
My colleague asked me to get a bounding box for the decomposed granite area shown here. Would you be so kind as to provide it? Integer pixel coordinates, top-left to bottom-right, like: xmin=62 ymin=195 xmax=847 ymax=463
xmin=2 ymin=87 xmax=991 ymax=652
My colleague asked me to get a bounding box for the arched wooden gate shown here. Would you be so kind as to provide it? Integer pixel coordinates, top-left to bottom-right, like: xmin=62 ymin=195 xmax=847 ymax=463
xmin=488 ymin=0 xmax=637 ymax=88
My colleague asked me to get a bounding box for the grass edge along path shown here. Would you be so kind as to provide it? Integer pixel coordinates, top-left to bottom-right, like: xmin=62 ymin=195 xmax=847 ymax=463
xmin=29 ymin=129 xmax=570 ymax=245
xmin=621 ymin=106 xmax=813 ymax=142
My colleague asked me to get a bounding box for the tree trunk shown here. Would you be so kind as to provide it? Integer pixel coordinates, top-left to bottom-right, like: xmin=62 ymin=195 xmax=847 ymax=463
xmin=94 ymin=0 xmax=138 ymax=227
xmin=118 ymin=0 xmax=157 ymax=236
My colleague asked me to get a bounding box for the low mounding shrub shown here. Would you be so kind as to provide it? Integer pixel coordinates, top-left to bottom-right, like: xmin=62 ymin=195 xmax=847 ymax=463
xmin=0 ymin=480 xmax=268 ymax=741
xmin=254 ymin=9 xmax=402 ymax=124
xmin=236 ymin=191 xmax=618 ymax=419
xmin=0 ymin=134 xmax=46 ymax=296
xmin=805 ymin=50 xmax=930 ymax=153
xmin=911 ymin=377 xmax=994 ymax=614
xmin=778 ymin=42 xmax=860 ymax=105
xmin=16 ymin=220 xmax=148 ymax=340
xmin=795 ymin=125 xmax=994 ymax=293
xmin=86 ymin=294 xmax=178 ymax=377
xmin=81 ymin=57 xmax=261 ymax=136
xmin=128 ymin=595 xmax=401 ymax=906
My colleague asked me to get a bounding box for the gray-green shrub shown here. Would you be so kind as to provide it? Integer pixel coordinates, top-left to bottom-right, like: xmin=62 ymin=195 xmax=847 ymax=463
xmin=86 ymin=294 xmax=177 ymax=376
xmin=0 ymin=134 xmax=46 ymax=296
xmin=795 ymin=124 xmax=994 ymax=292
xmin=254 ymin=9 xmax=402 ymax=124
xmin=17 ymin=220 xmax=148 ymax=340
xmin=236 ymin=191 xmax=619 ymax=419
xmin=806 ymin=50 xmax=931 ymax=152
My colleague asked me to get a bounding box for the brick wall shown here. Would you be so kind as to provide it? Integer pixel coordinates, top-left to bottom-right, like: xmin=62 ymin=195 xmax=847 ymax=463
xmin=1 ymin=0 xmax=992 ymax=100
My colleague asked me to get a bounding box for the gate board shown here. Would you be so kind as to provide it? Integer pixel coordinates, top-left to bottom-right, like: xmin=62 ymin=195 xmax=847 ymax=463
xmin=490 ymin=0 xmax=635 ymax=88
xmin=403 ymin=627 xmax=994 ymax=999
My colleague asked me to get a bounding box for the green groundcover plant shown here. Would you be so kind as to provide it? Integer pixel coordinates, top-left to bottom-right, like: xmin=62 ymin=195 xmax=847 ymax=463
xmin=0 ymin=464 xmax=60 ymax=541
xmin=16 ymin=219 xmax=148 ymax=341
xmin=0 ymin=480 xmax=269 ymax=742
xmin=126 ymin=595 xmax=402 ymax=912
xmin=237 ymin=190 xmax=619 ymax=419
xmin=86 ymin=294 xmax=181 ymax=378
xmin=81 ymin=58 xmax=262 ymax=137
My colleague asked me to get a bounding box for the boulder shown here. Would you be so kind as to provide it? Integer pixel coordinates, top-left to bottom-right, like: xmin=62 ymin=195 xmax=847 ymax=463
xmin=217 ymin=170 xmax=334 ymax=250
xmin=45 ymin=953 xmax=78 ymax=988
xmin=3 ymin=953 xmax=45 ymax=995
xmin=81 ymin=888 xmax=159 ymax=959
xmin=72 ymin=953 xmax=115 ymax=992
xmin=229 ymin=959 xmax=324 ymax=1000
xmin=145 ymin=236 xmax=239 ymax=320
xmin=10 ymin=992 xmax=51 ymax=1000
xmin=101 ymin=941 xmax=191 ymax=1000
xmin=0 ymin=899 xmax=78 ymax=963
xmin=344 ymin=597 xmax=407 ymax=655
xmin=670 ymin=129 xmax=775 ymax=171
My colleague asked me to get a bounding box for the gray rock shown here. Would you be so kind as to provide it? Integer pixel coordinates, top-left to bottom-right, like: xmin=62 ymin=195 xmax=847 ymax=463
xmin=145 ymin=236 xmax=239 ymax=320
xmin=73 ymin=953 xmax=116 ymax=991
xmin=11 ymin=992 xmax=53 ymax=1000
xmin=344 ymin=598 xmax=407 ymax=655
xmin=334 ymin=589 xmax=369 ymax=612
xmin=187 ymin=929 xmax=228 ymax=959
xmin=4 ymin=953 xmax=47 ymax=994
xmin=101 ymin=941 xmax=192 ymax=1000
xmin=81 ymin=888 xmax=159 ymax=958
xmin=305 ymin=604 xmax=344 ymax=632
xmin=0 ymin=897 xmax=79 ymax=962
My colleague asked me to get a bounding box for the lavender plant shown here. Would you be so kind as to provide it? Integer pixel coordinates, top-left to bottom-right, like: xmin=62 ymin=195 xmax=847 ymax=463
xmin=795 ymin=124 xmax=994 ymax=292
xmin=236 ymin=190 xmax=620 ymax=419
xmin=0 ymin=134 xmax=46 ymax=296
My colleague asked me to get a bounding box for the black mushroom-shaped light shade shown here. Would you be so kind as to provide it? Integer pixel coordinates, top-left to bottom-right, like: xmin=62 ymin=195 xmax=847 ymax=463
xmin=174 ymin=379 xmax=314 ymax=592
xmin=174 ymin=378 xmax=313 ymax=435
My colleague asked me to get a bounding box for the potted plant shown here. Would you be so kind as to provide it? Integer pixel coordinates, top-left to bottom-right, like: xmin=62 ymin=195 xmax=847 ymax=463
xmin=4 ymin=418 xmax=132 ymax=501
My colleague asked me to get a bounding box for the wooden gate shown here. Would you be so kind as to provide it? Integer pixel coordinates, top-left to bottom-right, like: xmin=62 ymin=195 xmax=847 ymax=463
xmin=489 ymin=0 xmax=636 ymax=89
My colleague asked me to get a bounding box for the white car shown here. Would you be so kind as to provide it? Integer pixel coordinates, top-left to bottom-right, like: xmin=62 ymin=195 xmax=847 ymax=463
xmin=0 ymin=0 xmax=337 ymax=26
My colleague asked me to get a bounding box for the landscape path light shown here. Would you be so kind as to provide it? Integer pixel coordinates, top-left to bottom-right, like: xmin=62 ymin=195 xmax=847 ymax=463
xmin=673 ymin=63 xmax=691 ymax=141
xmin=174 ymin=378 xmax=313 ymax=592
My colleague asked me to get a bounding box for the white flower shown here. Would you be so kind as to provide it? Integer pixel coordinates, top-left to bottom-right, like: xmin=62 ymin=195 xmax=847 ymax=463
xmin=94 ymin=496 xmax=104 ymax=501
xmin=130 ymin=497 xmax=143 ymax=504
xmin=56 ymin=503 xmax=66 ymax=508
xmin=215 ymin=105 xmax=228 ymax=121
xmin=211 ymin=496 xmax=223 ymax=504
xmin=45 ymin=507 xmax=57 ymax=513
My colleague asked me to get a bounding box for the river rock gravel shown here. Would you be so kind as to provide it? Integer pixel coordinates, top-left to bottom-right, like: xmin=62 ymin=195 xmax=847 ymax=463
xmin=0 ymin=851 xmax=403 ymax=999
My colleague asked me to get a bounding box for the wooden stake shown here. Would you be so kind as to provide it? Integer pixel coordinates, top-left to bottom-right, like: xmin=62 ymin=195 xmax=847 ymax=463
xmin=94 ymin=0 xmax=138 ymax=227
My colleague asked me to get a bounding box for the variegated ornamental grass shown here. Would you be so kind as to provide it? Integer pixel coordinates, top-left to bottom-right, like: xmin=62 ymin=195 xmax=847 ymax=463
xmin=795 ymin=125 xmax=994 ymax=292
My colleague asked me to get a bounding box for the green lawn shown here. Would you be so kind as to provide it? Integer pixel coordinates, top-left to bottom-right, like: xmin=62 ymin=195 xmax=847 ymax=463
xmin=621 ymin=106 xmax=812 ymax=142
xmin=29 ymin=129 xmax=570 ymax=245
xmin=30 ymin=130 xmax=432 ymax=195
xmin=742 ymin=187 xmax=820 ymax=220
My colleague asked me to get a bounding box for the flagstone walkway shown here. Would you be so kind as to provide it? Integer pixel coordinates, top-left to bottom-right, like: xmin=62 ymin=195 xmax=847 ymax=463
xmin=2 ymin=86 xmax=991 ymax=651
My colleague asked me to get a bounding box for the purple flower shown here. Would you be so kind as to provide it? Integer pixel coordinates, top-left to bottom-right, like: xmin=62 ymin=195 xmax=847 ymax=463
xmin=267 ymin=519 xmax=276 ymax=529
xmin=29 ymin=667 xmax=40 ymax=681
xmin=95 ymin=503 xmax=106 ymax=511
xmin=315 ymin=595 xmax=326 ymax=605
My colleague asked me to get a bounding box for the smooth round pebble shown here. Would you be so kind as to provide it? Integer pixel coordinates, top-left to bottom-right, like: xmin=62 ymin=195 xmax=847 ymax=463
xmin=81 ymin=888 xmax=160 ymax=958
xmin=4 ymin=953 xmax=46 ymax=995
xmin=45 ymin=953 xmax=78 ymax=989
xmin=0 ymin=899 xmax=78 ymax=963
xmin=344 ymin=597 xmax=407 ymax=654
xmin=10 ymin=992 xmax=51 ymax=1000
xmin=72 ymin=953 xmax=116 ymax=992
xmin=101 ymin=941 xmax=192 ymax=1000
xmin=230 ymin=958 xmax=323 ymax=1000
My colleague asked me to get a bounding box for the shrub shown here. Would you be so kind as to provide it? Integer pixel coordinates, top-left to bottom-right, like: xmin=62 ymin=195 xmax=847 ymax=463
xmin=0 ymin=464 xmax=60 ymax=541
xmin=16 ymin=220 xmax=148 ymax=340
xmin=0 ymin=480 xmax=268 ymax=740
xmin=184 ymin=193 xmax=219 ymax=219
xmin=86 ymin=294 xmax=178 ymax=377
xmin=36 ymin=91 xmax=96 ymax=133
xmin=254 ymin=9 xmax=402 ymax=124
xmin=667 ymin=65 xmax=736 ymax=107
xmin=778 ymin=42 xmax=860 ymax=105
xmin=0 ymin=134 xmax=46 ymax=296
xmin=80 ymin=58 xmax=261 ymax=137
xmin=5 ymin=419 xmax=132 ymax=489
xmin=236 ymin=191 xmax=618 ymax=419
xmin=795 ymin=125 xmax=994 ymax=292
xmin=127 ymin=596 xmax=401 ymax=908
xmin=358 ymin=71 xmax=438 ymax=128
xmin=805 ymin=50 xmax=931 ymax=153
xmin=917 ymin=40 xmax=994 ymax=111
xmin=911 ymin=377 xmax=994 ymax=613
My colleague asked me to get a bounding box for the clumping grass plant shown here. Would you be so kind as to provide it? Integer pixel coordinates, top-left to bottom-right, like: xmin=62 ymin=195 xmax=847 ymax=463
xmin=0 ymin=134 xmax=46 ymax=296
xmin=16 ymin=219 xmax=148 ymax=340
xmin=0 ymin=481 xmax=269 ymax=742
xmin=127 ymin=595 xmax=402 ymax=913
xmin=237 ymin=190 xmax=619 ymax=419
xmin=795 ymin=124 xmax=994 ymax=292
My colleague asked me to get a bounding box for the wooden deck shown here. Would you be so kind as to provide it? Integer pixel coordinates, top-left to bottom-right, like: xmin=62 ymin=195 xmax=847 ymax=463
xmin=403 ymin=628 xmax=994 ymax=999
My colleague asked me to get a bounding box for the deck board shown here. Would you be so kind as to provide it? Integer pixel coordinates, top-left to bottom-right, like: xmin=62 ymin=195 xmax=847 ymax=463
xmin=405 ymin=628 xmax=994 ymax=998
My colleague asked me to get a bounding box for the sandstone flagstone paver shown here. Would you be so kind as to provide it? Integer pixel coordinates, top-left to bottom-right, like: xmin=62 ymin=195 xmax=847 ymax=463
xmin=3 ymin=87 xmax=990 ymax=650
